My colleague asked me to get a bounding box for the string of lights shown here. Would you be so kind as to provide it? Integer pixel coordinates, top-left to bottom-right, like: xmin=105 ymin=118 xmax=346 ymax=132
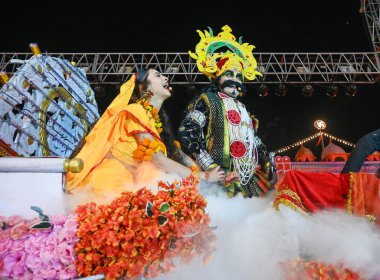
xmin=274 ymin=131 xmax=356 ymax=154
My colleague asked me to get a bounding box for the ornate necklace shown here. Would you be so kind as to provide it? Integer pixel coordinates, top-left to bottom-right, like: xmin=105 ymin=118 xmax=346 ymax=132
xmin=137 ymin=98 xmax=163 ymax=134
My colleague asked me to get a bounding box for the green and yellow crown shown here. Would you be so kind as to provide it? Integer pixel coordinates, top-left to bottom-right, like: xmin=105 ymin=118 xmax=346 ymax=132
xmin=189 ymin=25 xmax=262 ymax=80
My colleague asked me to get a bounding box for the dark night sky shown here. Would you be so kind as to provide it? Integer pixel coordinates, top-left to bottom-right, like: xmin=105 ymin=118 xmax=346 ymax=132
xmin=1 ymin=0 xmax=379 ymax=156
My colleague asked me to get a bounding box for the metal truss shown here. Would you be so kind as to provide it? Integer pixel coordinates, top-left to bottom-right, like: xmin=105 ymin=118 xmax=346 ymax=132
xmin=362 ymin=0 xmax=380 ymax=51
xmin=1 ymin=52 xmax=380 ymax=85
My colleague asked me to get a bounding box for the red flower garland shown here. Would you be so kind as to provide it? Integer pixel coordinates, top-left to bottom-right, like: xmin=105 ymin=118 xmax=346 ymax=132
xmin=281 ymin=258 xmax=361 ymax=280
xmin=74 ymin=174 xmax=216 ymax=279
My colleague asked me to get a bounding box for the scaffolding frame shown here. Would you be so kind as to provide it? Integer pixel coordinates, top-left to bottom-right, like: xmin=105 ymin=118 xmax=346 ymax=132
xmin=1 ymin=52 xmax=380 ymax=85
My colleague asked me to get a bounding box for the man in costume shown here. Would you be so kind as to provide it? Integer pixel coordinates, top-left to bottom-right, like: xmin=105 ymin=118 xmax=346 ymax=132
xmin=178 ymin=25 xmax=275 ymax=198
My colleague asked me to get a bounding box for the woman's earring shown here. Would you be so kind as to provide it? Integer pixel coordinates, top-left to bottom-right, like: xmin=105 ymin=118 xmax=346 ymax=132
xmin=142 ymin=90 xmax=153 ymax=99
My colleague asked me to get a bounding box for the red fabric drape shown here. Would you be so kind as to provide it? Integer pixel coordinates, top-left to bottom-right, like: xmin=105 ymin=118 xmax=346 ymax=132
xmin=274 ymin=171 xmax=380 ymax=225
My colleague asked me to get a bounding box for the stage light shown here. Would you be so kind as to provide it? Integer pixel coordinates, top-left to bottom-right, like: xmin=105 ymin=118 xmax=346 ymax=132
xmin=257 ymin=84 xmax=269 ymax=97
xmin=275 ymin=84 xmax=287 ymax=97
xmin=326 ymin=85 xmax=338 ymax=98
xmin=302 ymin=84 xmax=314 ymax=97
xmin=343 ymin=84 xmax=357 ymax=97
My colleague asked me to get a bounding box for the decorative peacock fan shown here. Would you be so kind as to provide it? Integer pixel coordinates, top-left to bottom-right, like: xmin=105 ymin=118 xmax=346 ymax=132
xmin=0 ymin=44 xmax=99 ymax=157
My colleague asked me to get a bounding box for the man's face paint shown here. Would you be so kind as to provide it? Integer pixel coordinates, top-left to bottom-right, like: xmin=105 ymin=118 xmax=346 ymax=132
xmin=218 ymin=69 xmax=246 ymax=98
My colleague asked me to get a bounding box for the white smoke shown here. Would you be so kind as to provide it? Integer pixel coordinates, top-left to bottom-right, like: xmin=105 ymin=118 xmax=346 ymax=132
xmin=156 ymin=184 xmax=380 ymax=280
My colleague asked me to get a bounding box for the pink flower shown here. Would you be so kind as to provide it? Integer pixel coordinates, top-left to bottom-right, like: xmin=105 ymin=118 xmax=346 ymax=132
xmin=24 ymin=233 xmax=48 ymax=254
xmin=58 ymin=214 xmax=78 ymax=243
xmin=10 ymin=221 xmax=30 ymax=240
xmin=36 ymin=266 xmax=57 ymax=279
xmin=0 ymin=228 xmax=10 ymax=241
xmin=58 ymin=264 xmax=78 ymax=280
xmin=25 ymin=254 xmax=42 ymax=272
xmin=2 ymin=251 xmax=27 ymax=277
xmin=0 ymin=238 xmax=11 ymax=257
xmin=5 ymin=215 xmax=24 ymax=226
xmin=51 ymin=215 xmax=67 ymax=226
xmin=57 ymin=243 xmax=76 ymax=265
xmin=9 ymin=239 xmax=26 ymax=253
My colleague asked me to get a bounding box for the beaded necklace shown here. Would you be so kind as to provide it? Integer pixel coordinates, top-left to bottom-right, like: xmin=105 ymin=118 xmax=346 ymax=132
xmin=137 ymin=98 xmax=163 ymax=134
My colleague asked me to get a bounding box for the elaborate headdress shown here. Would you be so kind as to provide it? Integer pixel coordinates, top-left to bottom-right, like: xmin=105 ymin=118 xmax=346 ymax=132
xmin=189 ymin=25 xmax=262 ymax=81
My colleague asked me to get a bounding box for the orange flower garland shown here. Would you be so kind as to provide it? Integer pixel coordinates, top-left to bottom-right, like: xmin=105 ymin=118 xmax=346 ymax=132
xmin=133 ymin=138 xmax=165 ymax=161
xmin=137 ymin=98 xmax=163 ymax=134
xmin=74 ymin=174 xmax=216 ymax=280
xmin=281 ymin=258 xmax=361 ymax=280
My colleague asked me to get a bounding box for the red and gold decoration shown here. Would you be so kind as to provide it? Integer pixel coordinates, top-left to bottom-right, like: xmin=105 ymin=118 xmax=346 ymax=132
xmin=274 ymin=170 xmax=380 ymax=225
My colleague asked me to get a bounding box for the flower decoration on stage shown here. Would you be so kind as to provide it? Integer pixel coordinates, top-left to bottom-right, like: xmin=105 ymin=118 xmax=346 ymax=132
xmin=75 ymin=174 xmax=216 ymax=279
xmin=281 ymin=258 xmax=361 ymax=280
xmin=0 ymin=211 xmax=78 ymax=279
xmin=189 ymin=25 xmax=263 ymax=80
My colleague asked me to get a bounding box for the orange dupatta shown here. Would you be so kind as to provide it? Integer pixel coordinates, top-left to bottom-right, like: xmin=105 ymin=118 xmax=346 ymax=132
xmin=67 ymin=75 xmax=137 ymax=190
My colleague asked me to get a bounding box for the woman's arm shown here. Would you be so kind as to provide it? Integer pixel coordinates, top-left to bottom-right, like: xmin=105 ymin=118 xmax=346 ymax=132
xmin=136 ymin=133 xmax=224 ymax=183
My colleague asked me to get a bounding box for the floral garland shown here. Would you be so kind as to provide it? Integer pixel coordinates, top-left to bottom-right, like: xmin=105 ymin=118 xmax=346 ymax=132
xmin=281 ymin=258 xmax=361 ymax=280
xmin=0 ymin=175 xmax=215 ymax=280
xmin=137 ymin=98 xmax=163 ymax=134
xmin=74 ymin=174 xmax=215 ymax=279
xmin=0 ymin=211 xmax=78 ymax=279
xmin=133 ymin=137 xmax=165 ymax=161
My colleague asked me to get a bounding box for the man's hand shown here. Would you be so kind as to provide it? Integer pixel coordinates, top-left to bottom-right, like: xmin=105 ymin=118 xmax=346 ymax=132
xmin=225 ymin=171 xmax=239 ymax=184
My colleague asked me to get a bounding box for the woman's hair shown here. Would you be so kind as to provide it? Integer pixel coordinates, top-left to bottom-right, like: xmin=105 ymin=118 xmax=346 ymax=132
xmin=130 ymin=68 xmax=151 ymax=103
xmin=131 ymin=68 xmax=187 ymax=165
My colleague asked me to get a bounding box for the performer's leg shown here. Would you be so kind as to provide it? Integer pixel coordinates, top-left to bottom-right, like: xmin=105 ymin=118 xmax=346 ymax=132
xmin=341 ymin=128 xmax=380 ymax=173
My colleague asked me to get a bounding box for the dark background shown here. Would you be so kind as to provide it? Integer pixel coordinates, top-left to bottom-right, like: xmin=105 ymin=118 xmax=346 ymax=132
xmin=1 ymin=0 xmax=379 ymax=157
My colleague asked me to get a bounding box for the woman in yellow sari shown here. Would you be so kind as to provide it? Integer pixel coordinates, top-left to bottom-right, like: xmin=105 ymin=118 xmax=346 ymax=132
xmin=66 ymin=68 xmax=225 ymax=203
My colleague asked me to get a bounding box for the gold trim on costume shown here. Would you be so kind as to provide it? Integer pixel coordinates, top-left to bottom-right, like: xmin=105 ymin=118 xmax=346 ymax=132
xmin=273 ymin=185 xmax=309 ymax=214
xmin=273 ymin=198 xmax=309 ymax=216
xmin=347 ymin=172 xmax=354 ymax=214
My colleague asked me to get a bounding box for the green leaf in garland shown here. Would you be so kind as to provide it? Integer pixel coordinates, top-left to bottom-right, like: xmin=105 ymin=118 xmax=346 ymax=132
xmin=42 ymin=215 xmax=50 ymax=221
xmin=30 ymin=206 xmax=43 ymax=215
xmin=146 ymin=201 xmax=153 ymax=217
xmin=158 ymin=215 xmax=168 ymax=226
xmin=30 ymin=221 xmax=52 ymax=229
xmin=169 ymin=237 xmax=176 ymax=250
xmin=168 ymin=190 xmax=174 ymax=197
xmin=1 ymin=221 xmax=6 ymax=230
xmin=30 ymin=206 xmax=50 ymax=222
xmin=159 ymin=202 xmax=170 ymax=213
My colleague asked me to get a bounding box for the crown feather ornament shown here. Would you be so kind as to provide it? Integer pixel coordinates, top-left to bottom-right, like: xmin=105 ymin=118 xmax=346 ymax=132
xmin=189 ymin=25 xmax=262 ymax=80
